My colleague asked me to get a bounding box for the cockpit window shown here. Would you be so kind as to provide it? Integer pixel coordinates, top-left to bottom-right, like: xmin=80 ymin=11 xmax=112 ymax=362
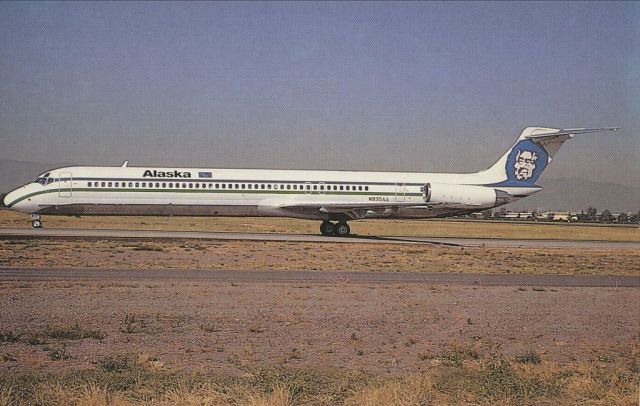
xmin=34 ymin=172 xmax=51 ymax=186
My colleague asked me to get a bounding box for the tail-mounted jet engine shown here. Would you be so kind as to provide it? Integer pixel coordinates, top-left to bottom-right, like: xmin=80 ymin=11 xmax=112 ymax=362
xmin=423 ymin=183 xmax=511 ymax=208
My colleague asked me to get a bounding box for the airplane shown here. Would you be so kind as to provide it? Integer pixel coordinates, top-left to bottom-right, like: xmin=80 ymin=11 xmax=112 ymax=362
xmin=3 ymin=126 xmax=617 ymax=236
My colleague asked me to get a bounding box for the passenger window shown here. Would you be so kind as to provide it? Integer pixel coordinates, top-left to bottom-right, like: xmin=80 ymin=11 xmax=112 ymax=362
xmin=195 ymin=183 xmax=199 ymax=188
xmin=114 ymin=182 xmax=118 ymax=187
xmin=135 ymin=182 xmax=139 ymax=187
xmin=235 ymin=184 xmax=239 ymax=189
xmin=241 ymin=184 xmax=246 ymax=189
xmin=286 ymin=185 xmax=291 ymax=190
xmin=254 ymin=184 xmax=259 ymax=189
xmin=208 ymin=184 xmax=212 ymax=189
xmin=128 ymin=182 xmax=133 ymax=187
xmin=358 ymin=186 xmax=362 ymax=191
xmin=169 ymin=183 xmax=173 ymax=188
xmin=267 ymin=184 xmax=272 ymax=189
xmin=365 ymin=186 xmax=369 ymax=191
xmin=222 ymin=184 xmax=226 ymax=189
xmin=162 ymin=183 xmax=166 ymax=188
xmin=339 ymin=185 xmax=343 ymax=191
xmin=88 ymin=182 xmax=92 ymax=187
xmin=155 ymin=183 xmax=159 ymax=187
xmin=346 ymin=186 xmax=351 ymax=191
xmin=320 ymin=185 xmax=324 ymax=190
xmin=189 ymin=183 xmax=193 ymax=188
xmin=215 ymin=184 xmax=220 ymax=188
xmin=101 ymin=182 xmax=106 ymax=187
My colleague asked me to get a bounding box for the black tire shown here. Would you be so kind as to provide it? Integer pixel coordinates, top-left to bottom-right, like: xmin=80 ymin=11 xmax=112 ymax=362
xmin=32 ymin=219 xmax=42 ymax=229
xmin=320 ymin=221 xmax=335 ymax=236
xmin=335 ymin=222 xmax=350 ymax=237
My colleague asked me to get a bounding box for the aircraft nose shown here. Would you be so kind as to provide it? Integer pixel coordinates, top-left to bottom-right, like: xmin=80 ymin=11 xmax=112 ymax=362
xmin=3 ymin=186 xmax=34 ymax=212
xmin=3 ymin=189 xmax=20 ymax=207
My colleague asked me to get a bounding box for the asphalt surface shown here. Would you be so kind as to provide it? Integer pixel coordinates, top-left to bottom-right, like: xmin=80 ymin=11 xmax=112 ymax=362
xmin=1 ymin=227 xmax=639 ymax=248
xmin=0 ymin=267 xmax=637 ymax=287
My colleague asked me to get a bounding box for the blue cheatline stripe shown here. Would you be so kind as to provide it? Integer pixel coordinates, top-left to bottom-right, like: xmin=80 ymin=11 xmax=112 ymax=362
xmin=6 ymin=188 xmax=423 ymax=208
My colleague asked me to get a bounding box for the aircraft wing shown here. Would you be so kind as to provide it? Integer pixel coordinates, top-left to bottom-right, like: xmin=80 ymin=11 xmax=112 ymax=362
xmin=277 ymin=200 xmax=426 ymax=220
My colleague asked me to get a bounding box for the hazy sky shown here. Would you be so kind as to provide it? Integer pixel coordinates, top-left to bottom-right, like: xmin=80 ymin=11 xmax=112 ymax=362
xmin=0 ymin=1 xmax=638 ymax=186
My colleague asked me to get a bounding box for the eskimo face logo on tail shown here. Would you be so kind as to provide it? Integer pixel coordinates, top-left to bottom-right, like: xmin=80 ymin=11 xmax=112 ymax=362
xmin=505 ymin=140 xmax=549 ymax=184
xmin=514 ymin=150 xmax=538 ymax=180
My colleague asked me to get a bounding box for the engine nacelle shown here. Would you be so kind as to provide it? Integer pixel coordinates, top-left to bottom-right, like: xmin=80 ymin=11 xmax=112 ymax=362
xmin=423 ymin=183 xmax=507 ymax=208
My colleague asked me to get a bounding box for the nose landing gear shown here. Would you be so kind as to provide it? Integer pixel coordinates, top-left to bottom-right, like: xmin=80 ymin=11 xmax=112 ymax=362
xmin=320 ymin=221 xmax=350 ymax=237
xmin=31 ymin=214 xmax=43 ymax=229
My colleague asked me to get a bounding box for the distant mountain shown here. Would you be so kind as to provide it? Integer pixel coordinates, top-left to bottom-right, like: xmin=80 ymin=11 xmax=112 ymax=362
xmin=0 ymin=161 xmax=637 ymax=213
xmin=506 ymin=177 xmax=639 ymax=213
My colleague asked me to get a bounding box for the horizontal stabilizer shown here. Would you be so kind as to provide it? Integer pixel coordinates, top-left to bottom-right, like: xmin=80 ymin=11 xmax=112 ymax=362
xmin=525 ymin=127 xmax=619 ymax=142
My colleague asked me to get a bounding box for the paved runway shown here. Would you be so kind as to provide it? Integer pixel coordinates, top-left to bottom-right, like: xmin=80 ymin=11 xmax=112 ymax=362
xmin=1 ymin=227 xmax=638 ymax=248
xmin=0 ymin=267 xmax=640 ymax=288
xmin=0 ymin=267 xmax=637 ymax=287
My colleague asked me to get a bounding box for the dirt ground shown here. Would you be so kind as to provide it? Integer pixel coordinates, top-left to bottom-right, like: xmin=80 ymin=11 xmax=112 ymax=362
xmin=1 ymin=211 xmax=638 ymax=404
xmin=1 ymin=238 xmax=638 ymax=276
xmin=0 ymin=279 xmax=638 ymax=376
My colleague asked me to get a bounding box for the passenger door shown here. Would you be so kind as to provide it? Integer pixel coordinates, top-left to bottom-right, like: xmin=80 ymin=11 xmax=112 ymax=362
xmin=58 ymin=172 xmax=73 ymax=198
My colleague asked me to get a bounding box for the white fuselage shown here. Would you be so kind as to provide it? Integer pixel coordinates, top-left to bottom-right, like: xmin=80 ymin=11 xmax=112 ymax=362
xmin=3 ymin=165 xmax=537 ymax=221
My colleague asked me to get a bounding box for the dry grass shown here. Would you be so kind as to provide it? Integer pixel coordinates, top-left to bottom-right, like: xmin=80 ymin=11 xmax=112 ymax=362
xmin=1 ymin=209 xmax=638 ymax=241
xmin=345 ymin=374 xmax=434 ymax=406
xmin=0 ymin=356 xmax=637 ymax=405
xmin=245 ymin=384 xmax=294 ymax=406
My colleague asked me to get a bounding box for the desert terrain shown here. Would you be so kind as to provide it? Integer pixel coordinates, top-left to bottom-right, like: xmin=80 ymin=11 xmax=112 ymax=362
xmin=0 ymin=211 xmax=638 ymax=405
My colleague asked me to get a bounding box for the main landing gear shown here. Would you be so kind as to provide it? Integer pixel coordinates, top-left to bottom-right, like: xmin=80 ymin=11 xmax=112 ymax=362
xmin=320 ymin=221 xmax=350 ymax=237
xmin=31 ymin=214 xmax=43 ymax=229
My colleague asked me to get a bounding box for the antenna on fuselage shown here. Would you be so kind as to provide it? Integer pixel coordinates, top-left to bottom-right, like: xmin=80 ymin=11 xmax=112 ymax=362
xmin=121 ymin=160 xmax=129 ymax=168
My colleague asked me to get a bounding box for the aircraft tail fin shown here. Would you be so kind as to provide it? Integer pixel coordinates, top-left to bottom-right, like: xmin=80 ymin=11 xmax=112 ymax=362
xmin=476 ymin=126 xmax=618 ymax=187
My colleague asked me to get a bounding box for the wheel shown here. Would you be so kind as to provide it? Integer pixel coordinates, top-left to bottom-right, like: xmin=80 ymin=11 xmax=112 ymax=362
xmin=334 ymin=222 xmax=350 ymax=237
xmin=32 ymin=219 xmax=43 ymax=229
xmin=320 ymin=221 xmax=335 ymax=236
